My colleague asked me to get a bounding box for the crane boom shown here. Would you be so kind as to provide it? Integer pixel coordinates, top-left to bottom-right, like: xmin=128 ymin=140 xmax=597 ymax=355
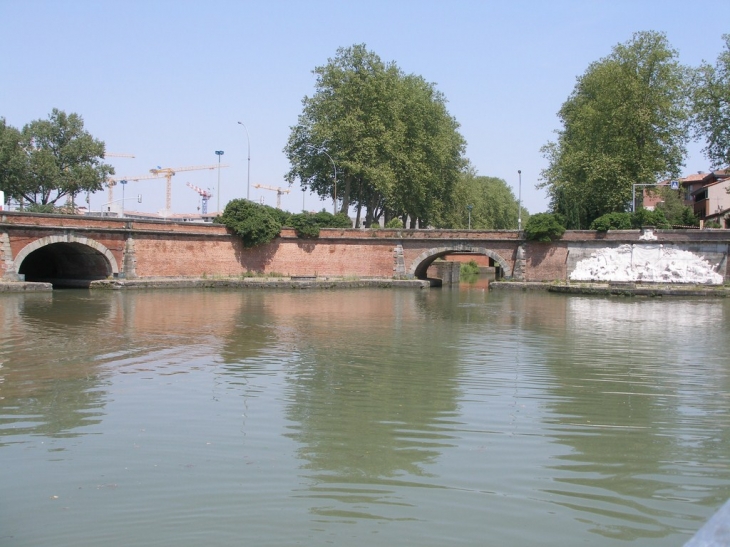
xmin=254 ymin=183 xmax=290 ymax=209
xmin=186 ymin=182 xmax=213 ymax=214
xmin=150 ymin=164 xmax=229 ymax=213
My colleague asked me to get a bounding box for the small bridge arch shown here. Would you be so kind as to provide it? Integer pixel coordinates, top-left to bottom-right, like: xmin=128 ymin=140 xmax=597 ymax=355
xmin=409 ymin=245 xmax=513 ymax=280
xmin=15 ymin=234 xmax=119 ymax=286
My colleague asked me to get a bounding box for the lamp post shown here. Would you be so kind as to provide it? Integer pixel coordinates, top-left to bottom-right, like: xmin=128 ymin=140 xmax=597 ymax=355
xmin=302 ymin=186 xmax=306 ymax=212
xmin=306 ymin=145 xmax=337 ymax=215
xmin=467 ymin=204 xmax=473 ymax=230
xmin=517 ymin=170 xmax=522 ymax=231
xmin=237 ymin=121 xmax=251 ymax=200
xmin=120 ymin=179 xmax=127 ymax=217
xmin=215 ymin=150 xmax=224 ymax=212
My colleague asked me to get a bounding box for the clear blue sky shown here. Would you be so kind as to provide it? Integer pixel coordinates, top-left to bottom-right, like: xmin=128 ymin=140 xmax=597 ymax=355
xmin=2 ymin=0 xmax=729 ymax=216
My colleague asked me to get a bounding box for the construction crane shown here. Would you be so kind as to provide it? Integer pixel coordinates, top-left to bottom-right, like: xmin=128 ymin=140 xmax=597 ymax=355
xmin=150 ymin=164 xmax=229 ymax=213
xmin=254 ymin=184 xmax=290 ymax=209
xmin=102 ymin=153 xmax=135 ymax=203
xmin=186 ymin=182 xmax=213 ymax=214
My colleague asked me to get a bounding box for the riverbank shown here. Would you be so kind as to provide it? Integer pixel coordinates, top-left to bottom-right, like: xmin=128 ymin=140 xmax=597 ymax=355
xmin=0 ymin=277 xmax=430 ymax=292
xmin=491 ymin=280 xmax=730 ymax=297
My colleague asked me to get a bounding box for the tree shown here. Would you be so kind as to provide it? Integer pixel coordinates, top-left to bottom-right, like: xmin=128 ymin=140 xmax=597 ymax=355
xmin=692 ymin=35 xmax=730 ymax=169
xmin=539 ymin=32 xmax=691 ymax=229
xmin=284 ymin=44 xmax=466 ymax=228
xmin=0 ymin=109 xmax=113 ymax=207
xmin=442 ymin=170 xmax=526 ymax=229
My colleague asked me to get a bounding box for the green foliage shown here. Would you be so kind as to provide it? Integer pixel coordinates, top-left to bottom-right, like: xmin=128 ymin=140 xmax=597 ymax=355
xmin=288 ymin=210 xmax=352 ymax=238
xmin=539 ymin=32 xmax=690 ymax=229
xmin=460 ymin=260 xmax=480 ymax=276
xmin=215 ymin=199 xmax=282 ymax=247
xmin=590 ymin=212 xmax=632 ymax=231
xmin=264 ymin=205 xmax=291 ymax=227
xmin=384 ymin=217 xmax=403 ymax=228
xmin=24 ymin=202 xmax=57 ymax=214
xmin=442 ymin=169 xmax=527 ymax=229
xmin=0 ymin=109 xmax=113 ymax=205
xmin=631 ymin=208 xmax=670 ymax=229
xmin=691 ymin=35 xmax=730 ymax=169
xmin=524 ymin=213 xmax=566 ymax=242
xmin=652 ymin=187 xmax=699 ymax=227
xmin=284 ymin=44 xmax=467 ymax=228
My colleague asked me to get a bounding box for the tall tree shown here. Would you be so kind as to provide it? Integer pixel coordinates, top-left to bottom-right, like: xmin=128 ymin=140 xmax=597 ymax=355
xmin=442 ymin=170 xmax=526 ymax=229
xmin=539 ymin=32 xmax=691 ymax=228
xmin=692 ymin=35 xmax=730 ymax=169
xmin=284 ymin=44 xmax=466 ymax=227
xmin=0 ymin=109 xmax=113 ymax=206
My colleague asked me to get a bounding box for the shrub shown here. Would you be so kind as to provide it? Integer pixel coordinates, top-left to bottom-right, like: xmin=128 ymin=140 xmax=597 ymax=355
xmin=631 ymin=208 xmax=670 ymax=229
xmin=460 ymin=260 xmax=480 ymax=276
xmin=384 ymin=217 xmax=404 ymax=229
xmin=215 ymin=199 xmax=281 ymax=247
xmin=523 ymin=213 xmax=566 ymax=242
xmin=590 ymin=212 xmax=632 ymax=231
xmin=25 ymin=203 xmax=57 ymax=214
xmin=288 ymin=210 xmax=351 ymax=238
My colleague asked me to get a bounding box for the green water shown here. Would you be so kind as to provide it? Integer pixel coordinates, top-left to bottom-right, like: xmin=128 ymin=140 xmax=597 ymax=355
xmin=1 ymin=287 xmax=729 ymax=546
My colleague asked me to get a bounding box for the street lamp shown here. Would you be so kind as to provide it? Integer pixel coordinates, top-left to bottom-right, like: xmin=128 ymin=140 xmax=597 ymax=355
xmin=302 ymin=186 xmax=306 ymax=212
xmin=215 ymin=150 xmax=224 ymax=212
xmin=517 ymin=170 xmax=522 ymax=231
xmin=306 ymin=145 xmax=337 ymax=215
xmin=120 ymin=179 xmax=127 ymax=217
xmin=237 ymin=121 xmax=251 ymax=200
xmin=467 ymin=204 xmax=473 ymax=230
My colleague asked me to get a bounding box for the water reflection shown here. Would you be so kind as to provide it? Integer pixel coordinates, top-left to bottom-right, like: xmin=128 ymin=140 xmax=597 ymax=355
xmin=540 ymin=297 xmax=730 ymax=540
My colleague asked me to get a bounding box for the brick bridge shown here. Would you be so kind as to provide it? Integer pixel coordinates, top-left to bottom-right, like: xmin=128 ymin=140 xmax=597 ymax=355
xmin=1 ymin=212 xmax=729 ymax=286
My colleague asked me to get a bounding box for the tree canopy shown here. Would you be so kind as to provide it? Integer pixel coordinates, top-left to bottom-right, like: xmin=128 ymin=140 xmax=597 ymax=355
xmin=539 ymin=32 xmax=691 ymax=229
xmin=442 ymin=170 xmax=526 ymax=229
xmin=692 ymin=34 xmax=730 ymax=169
xmin=0 ymin=109 xmax=113 ymax=207
xmin=284 ymin=44 xmax=467 ymax=228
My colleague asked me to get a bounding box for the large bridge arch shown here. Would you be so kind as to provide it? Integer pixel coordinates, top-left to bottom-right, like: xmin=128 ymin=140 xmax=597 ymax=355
xmin=15 ymin=234 xmax=119 ymax=285
xmin=409 ymin=245 xmax=513 ymax=280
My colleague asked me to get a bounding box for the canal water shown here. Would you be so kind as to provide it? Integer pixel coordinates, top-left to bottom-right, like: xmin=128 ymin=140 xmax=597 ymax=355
xmin=1 ymin=287 xmax=729 ymax=546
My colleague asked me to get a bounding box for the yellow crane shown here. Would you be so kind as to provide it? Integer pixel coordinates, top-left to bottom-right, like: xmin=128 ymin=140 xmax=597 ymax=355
xmin=102 ymin=153 xmax=135 ymax=203
xmin=254 ymin=184 xmax=290 ymax=209
xmin=150 ymin=164 xmax=229 ymax=213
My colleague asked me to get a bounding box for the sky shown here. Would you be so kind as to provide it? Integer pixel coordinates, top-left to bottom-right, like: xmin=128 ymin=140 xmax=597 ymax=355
xmin=2 ymin=0 xmax=729 ymax=217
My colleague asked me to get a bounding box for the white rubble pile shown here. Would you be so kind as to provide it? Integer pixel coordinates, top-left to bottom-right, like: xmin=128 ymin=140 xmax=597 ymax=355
xmin=570 ymin=244 xmax=723 ymax=284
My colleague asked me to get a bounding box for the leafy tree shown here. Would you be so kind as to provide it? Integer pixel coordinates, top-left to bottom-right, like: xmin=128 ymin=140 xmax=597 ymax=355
xmin=284 ymin=44 xmax=466 ymax=228
xmin=442 ymin=170 xmax=527 ymax=229
xmin=0 ymin=109 xmax=113 ymax=206
xmin=539 ymin=32 xmax=691 ymax=229
xmin=692 ymin=34 xmax=730 ymax=169
xmin=651 ymin=187 xmax=699 ymax=227
xmin=215 ymin=199 xmax=282 ymax=247
xmin=631 ymin=207 xmax=670 ymax=229
xmin=523 ymin=213 xmax=566 ymax=242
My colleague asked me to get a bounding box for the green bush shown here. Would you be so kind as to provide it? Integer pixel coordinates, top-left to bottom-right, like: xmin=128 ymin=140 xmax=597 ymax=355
xmin=25 ymin=203 xmax=57 ymax=214
xmin=590 ymin=212 xmax=632 ymax=231
xmin=631 ymin=208 xmax=670 ymax=229
xmin=215 ymin=199 xmax=282 ymax=247
xmin=523 ymin=213 xmax=566 ymax=242
xmin=287 ymin=210 xmax=351 ymax=238
xmin=460 ymin=260 xmax=480 ymax=276
xmin=384 ymin=217 xmax=404 ymax=229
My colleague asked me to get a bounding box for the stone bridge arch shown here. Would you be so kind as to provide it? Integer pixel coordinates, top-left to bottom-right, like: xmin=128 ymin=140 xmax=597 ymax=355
xmin=14 ymin=234 xmax=119 ymax=285
xmin=409 ymin=244 xmax=513 ymax=280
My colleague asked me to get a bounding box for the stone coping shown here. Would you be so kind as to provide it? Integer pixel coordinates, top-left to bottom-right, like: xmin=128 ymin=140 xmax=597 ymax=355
xmin=491 ymin=281 xmax=730 ymax=297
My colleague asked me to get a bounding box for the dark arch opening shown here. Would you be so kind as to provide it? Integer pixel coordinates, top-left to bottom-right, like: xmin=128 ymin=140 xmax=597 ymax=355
xmin=413 ymin=250 xmax=504 ymax=285
xmin=18 ymin=242 xmax=113 ymax=288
